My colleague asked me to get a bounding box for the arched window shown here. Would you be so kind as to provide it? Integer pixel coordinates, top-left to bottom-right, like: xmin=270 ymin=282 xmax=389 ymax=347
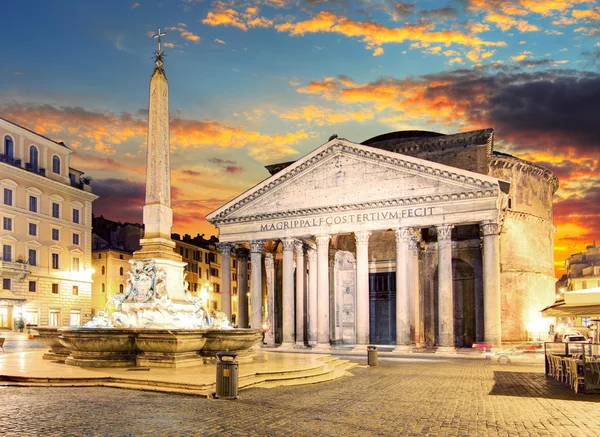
xmin=120 ymin=267 xmax=124 ymax=276
xmin=52 ymin=155 xmax=61 ymax=174
xmin=4 ymin=136 xmax=14 ymax=158
xmin=102 ymin=283 xmax=105 ymax=293
xmin=119 ymin=284 xmax=124 ymax=294
xmin=29 ymin=145 xmax=39 ymax=171
xmin=101 ymin=266 xmax=105 ymax=275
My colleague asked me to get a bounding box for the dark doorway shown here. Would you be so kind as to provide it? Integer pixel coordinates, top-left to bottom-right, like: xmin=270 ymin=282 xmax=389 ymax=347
xmin=369 ymin=272 xmax=396 ymax=345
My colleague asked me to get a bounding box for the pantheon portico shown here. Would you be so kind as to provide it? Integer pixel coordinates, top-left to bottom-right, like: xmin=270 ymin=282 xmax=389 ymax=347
xmin=207 ymin=129 xmax=558 ymax=350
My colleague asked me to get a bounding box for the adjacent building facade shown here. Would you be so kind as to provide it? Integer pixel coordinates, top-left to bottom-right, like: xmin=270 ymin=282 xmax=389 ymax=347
xmin=0 ymin=117 xmax=97 ymax=329
xmin=207 ymin=129 xmax=558 ymax=348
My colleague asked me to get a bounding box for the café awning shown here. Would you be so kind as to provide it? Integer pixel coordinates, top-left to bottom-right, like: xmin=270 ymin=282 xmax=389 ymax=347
xmin=541 ymin=300 xmax=600 ymax=317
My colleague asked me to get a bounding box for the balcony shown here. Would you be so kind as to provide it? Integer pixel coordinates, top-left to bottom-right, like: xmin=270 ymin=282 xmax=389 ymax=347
xmin=0 ymin=154 xmax=22 ymax=169
xmin=0 ymin=260 xmax=31 ymax=281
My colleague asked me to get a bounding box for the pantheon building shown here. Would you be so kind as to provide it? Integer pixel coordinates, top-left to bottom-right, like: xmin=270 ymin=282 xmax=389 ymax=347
xmin=207 ymin=129 xmax=557 ymax=349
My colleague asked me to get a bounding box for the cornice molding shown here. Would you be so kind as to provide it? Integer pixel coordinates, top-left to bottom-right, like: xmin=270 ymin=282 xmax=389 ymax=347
xmin=210 ymin=141 xmax=499 ymax=223
xmin=0 ymin=161 xmax=97 ymax=201
xmin=506 ymin=209 xmax=555 ymax=228
xmin=489 ymin=154 xmax=559 ymax=193
xmin=212 ymin=188 xmax=498 ymax=225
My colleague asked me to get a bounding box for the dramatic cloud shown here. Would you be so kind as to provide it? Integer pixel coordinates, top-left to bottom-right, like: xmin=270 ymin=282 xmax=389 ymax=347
xmin=166 ymin=24 xmax=201 ymax=43
xmin=279 ymin=105 xmax=374 ymax=125
xmin=92 ymin=178 xmax=145 ymax=224
xmin=208 ymin=157 xmax=244 ymax=174
xmin=1 ymin=104 xmax=305 ymax=161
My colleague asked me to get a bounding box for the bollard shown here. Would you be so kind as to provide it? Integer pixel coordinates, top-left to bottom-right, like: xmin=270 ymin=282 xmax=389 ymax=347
xmin=215 ymin=351 xmax=239 ymax=400
xmin=367 ymin=345 xmax=378 ymax=367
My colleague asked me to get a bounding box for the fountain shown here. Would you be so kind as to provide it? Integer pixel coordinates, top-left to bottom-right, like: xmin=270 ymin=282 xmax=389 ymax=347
xmin=35 ymin=29 xmax=261 ymax=368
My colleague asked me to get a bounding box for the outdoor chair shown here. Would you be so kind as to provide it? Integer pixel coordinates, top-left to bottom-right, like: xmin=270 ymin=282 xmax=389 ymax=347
xmin=572 ymin=360 xmax=585 ymax=393
xmin=547 ymin=354 xmax=555 ymax=377
xmin=564 ymin=358 xmax=573 ymax=387
xmin=554 ymin=356 xmax=565 ymax=382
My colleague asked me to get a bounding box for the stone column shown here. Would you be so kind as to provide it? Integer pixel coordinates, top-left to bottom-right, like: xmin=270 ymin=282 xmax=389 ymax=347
xmin=394 ymin=228 xmax=411 ymax=349
xmin=250 ymin=241 xmax=264 ymax=330
xmin=236 ymin=247 xmax=249 ymax=328
xmin=217 ymin=243 xmax=233 ymax=320
xmin=264 ymin=253 xmax=276 ymax=346
xmin=436 ymin=224 xmax=454 ymax=351
xmin=281 ymin=238 xmax=295 ymax=346
xmin=307 ymin=248 xmax=318 ymax=346
xmin=354 ymin=231 xmax=371 ymax=346
xmin=316 ymin=235 xmax=330 ymax=348
xmin=481 ymin=221 xmax=502 ymax=348
xmin=408 ymin=230 xmax=421 ymax=346
xmin=295 ymin=242 xmax=306 ymax=345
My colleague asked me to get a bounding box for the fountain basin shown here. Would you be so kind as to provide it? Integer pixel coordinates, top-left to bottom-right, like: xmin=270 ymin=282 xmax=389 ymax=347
xmin=50 ymin=327 xmax=262 ymax=368
xmin=34 ymin=327 xmax=70 ymax=363
xmin=59 ymin=328 xmax=137 ymax=368
xmin=135 ymin=329 xmax=206 ymax=368
xmin=201 ymin=328 xmax=262 ymax=362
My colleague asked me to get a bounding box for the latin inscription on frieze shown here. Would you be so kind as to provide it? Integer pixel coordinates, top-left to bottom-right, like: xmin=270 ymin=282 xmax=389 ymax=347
xmin=259 ymin=207 xmax=435 ymax=232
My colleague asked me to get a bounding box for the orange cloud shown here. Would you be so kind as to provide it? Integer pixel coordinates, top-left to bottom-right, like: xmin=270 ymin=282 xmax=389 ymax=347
xmin=279 ymin=105 xmax=374 ymax=126
xmin=202 ymin=5 xmax=273 ymax=31
xmin=275 ymin=11 xmax=505 ymax=55
xmin=166 ymin=25 xmax=200 ymax=43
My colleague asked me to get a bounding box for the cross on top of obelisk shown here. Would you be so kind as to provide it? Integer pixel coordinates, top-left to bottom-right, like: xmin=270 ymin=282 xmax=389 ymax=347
xmin=153 ymin=27 xmax=166 ymax=66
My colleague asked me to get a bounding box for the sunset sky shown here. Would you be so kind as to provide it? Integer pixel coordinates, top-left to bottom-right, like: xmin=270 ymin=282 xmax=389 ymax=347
xmin=2 ymin=0 xmax=599 ymax=277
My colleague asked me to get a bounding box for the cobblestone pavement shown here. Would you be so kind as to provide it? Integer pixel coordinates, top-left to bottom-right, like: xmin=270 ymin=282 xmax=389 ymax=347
xmin=1 ymin=357 xmax=599 ymax=437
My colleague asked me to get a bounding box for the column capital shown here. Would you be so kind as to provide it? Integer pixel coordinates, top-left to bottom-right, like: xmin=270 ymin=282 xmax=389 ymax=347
xmin=393 ymin=227 xmax=412 ymax=243
xmin=216 ymin=242 xmax=233 ymax=256
xmin=265 ymin=252 xmax=274 ymax=269
xmin=315 ymin=235 xmax=330 ymax=247
xmin=294 ymin=241 xmax=305 ymax=257
xmin=408 ymin=230 xmax=421 ymax=251
xmin=306 ymin=247 xmax=316 ymax=262
xmin=436 ymin=224 xmax=454 ymax=241
xmin=250 ymin=240 xmax=264 ymax=253
xmin=282 ymin=237 xmax=295 ymax=252
xmin=354 ymin=231 xmax=371 ymax=246
xmin=480 ymin=221 xmax=501 ymax=236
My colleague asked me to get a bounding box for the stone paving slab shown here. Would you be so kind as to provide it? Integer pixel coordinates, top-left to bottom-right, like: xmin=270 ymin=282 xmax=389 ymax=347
xmin=0 ymin=358 xmax=598 ymax=437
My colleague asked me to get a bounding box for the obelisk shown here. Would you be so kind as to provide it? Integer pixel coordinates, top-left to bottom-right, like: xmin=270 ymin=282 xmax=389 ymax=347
xmin=133 ymin=28 xmax=187 ymax=301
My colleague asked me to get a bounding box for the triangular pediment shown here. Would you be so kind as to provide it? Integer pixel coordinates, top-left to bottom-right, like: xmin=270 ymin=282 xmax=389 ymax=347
xmin=207 ymin=139 xmax=504 ymax=224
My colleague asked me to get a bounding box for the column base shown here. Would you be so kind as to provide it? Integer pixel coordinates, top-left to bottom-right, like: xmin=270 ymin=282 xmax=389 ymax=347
xmin=352 ymin=344 xmax=369 ymax=353
xmin=393 ymin=345 xmax=412 ymax=353
xmin=312 ymin=343 xmax=331 ymax=351
xmin=278 ymin=342 xmax=295 ymax=350
xmin=435 ymin=346 xmax=457 ymax=354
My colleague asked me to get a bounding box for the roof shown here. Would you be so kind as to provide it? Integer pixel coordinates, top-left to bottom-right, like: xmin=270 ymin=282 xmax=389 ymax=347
xmin=541 ymin=300 xmax=600 ymax=317
xmin=0 ymin=116 xmax=71 ymax=150
xmin=361 ymin=130 xmax=445 ymax=146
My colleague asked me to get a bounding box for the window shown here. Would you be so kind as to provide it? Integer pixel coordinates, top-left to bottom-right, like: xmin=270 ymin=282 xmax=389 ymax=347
xmin=28 ymin=249 xmax=37 ymax=266
xmin=193 ymin=283 xmax=198 ymax=292
xmin=233 ymin=287 xmax=237 ymax=296
xmin=72 ymin=285 xmax=79 ymax=296
xmin=3 ymin=188 xmax=13 ymax=206
xmin=29 ymin=145 xmax=39 ymax=171
xmin=52 ymin=228 xmax=60 ymax=241
xmin=101 ymin=266 xmax=105 ymax=275
xmin=98 ymin=253 xmax=102 ymax=259
xmin=49 ymin=309 xmax=60 ymax=326
xmin=72 ymin=257 xmax=80 ymax=272
xmin=232 ymin=272 xmax=237 ymax=281
xmin=52 ymin=155 xmax=61 ymax=174
xmin=212 ymin=301 xmax=217 ymax=310
xmin=119 ymin=284 xmax=124 ymax=294
xmin=72 ymin=208 xmax=80 ymax=224
xmin=3 ymin=217 xmax=12 ymax=231
xmin=52 ymin=253 xmax=59 ymax=269
xmin=4 ymin=136 xmax=14 ymax=158
xmin=28 ymin=281 xmax=36 ymax=292
xmin=70 ymin=310 xmax=81 ymax=326
xmin=52 ymin=202 xmax=60 ymax=218
xmin=582 ymin=280 xmax=587 ymax=290
xmin=72 ymin=233 xmax=80 ymax=245
xmin=210 ymin=267 xmax=219 ymax=278
xmin=29 ymin=195 xmax=37 ymax=212
xmin=213 ymin=283 xmax=220 ymax=293
xmin=52 ymin=283 xmax=59 ymax=294
xmin=119 ymin=254 xmax=123 ymax=260
xmin=3 ymin=244 xmax=12 ymax=261
xmin=2 ymin=278 xmax=10 ymax=290
xmin=119 ymin=267 xmax=124 ymax=276
xmin=185 ymin=248 xmax=189 ymax=258
xmin=233 ymin=260 xmax=237 ymax=269
xmin=179 ymin=247 xmax=184 ymax=255
xmin=25 ymin=310 xmax=38 ymax=326
xmin=28 ymin=222 xmax=37 ymax=236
